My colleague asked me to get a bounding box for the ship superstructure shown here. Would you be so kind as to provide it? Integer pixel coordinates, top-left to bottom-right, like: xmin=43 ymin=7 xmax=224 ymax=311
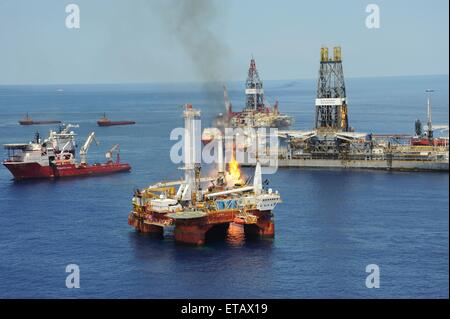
xmin=3 ymin=124 xmax=131 ymax=179
xmin=411 ymin=90 xmax=449 ymax=147
xmin=128 ymin=104 xmax=281 ymax=245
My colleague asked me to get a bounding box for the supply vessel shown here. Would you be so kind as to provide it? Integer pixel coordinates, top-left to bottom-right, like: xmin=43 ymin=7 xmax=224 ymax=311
xmin=128 ymin=104 xmax=281 ymax=245
xmin=18 ymin=113 xmax=61 ymax=126
xmin=97 ymin=113 xmax=136 ymax=126
xmin=3 ymin=124 xmax=131 ymax=180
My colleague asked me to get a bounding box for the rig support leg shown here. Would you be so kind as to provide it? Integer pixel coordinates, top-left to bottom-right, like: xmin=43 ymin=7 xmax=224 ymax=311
xmin=174 ymin=224 xmax=212 ymax=245
xmin=244 ymin=219 xmax=275 ymax=238
xmin=128 ymin=213 xmax=163 ymax=236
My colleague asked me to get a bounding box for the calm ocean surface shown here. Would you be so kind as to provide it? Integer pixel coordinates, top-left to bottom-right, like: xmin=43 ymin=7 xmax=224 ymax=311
xmin=0 ymin=75 xmax=448 ymax=298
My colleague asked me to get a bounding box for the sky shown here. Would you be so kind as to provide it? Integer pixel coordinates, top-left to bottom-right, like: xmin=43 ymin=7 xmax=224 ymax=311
xmin=0 ymin=0 xmax=448 ymax=85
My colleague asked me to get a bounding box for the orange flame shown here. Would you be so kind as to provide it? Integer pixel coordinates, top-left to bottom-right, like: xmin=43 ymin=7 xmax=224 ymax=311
xmin=228 ymin=154 xmax=242 ymax=183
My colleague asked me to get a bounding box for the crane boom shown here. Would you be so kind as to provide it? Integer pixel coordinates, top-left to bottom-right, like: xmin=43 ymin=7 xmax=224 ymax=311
xmin=61 ymin=124 xmax=79 ymax=134
xmin=80 ymin=132 xmax=98 ymax=165
xmin=57 ymin=140 xmax=73 ymax=160
xmin=223 ymin=85 xmax=232 ymax=116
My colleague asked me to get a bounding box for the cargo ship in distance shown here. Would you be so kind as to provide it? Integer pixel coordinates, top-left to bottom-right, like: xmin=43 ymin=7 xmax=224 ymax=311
xmin=19 ymin=113 xmax=61 ymax=125
xmin=3 ymin=124 xmax=131 ymax=180
xmin=97 ymin=113 xmax=136 ymax=126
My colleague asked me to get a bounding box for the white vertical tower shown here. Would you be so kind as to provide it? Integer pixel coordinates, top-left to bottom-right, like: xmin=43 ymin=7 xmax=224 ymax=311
xmin=182 ymin=104 xmax=201 ymax=201
xmin=217 ymin=132 xmax=225 ymax=176
xmin=253 ymin=161 xmax=262 ymax=195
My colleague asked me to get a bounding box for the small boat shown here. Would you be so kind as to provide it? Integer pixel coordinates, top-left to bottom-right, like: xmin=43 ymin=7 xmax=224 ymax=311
xmin=97 ymin=113 xmax=136 ymax=126
xmin=19 ymin=113 xmax=61 ymax=126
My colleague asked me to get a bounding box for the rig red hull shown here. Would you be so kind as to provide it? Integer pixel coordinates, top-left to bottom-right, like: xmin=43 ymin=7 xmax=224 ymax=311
xmin=3 ymin=161 xmax=131 ymax=180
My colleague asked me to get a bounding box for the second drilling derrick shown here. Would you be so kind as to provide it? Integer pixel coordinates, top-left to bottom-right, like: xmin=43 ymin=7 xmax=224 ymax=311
xmin=245 ymin=58 xmax=265 ymax=111
xmin=315 ymin=46 xmax=349 ymax=132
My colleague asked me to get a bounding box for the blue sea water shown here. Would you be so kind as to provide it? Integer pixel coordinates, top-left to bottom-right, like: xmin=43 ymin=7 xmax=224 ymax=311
xmin=0 ymin=75 xmax=448 ymax=298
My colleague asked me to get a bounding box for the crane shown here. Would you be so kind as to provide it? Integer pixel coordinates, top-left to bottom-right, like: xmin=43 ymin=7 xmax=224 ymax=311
xmin=223 ymin=85 xmax=233 ymax=117
xmin=79 ymin=132 xmax=99 ymax=165
xmin=57 ymin=140 xmax=74 ymax=161
xmin=60 ymin=123 xmax=79 ymax=134
xmin=105 ymin=144 xmax=120 ymax=163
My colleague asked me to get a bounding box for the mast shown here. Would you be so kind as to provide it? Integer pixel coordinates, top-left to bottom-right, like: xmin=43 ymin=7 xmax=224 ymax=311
xmin=426 ymin=89 xmax=434 ymax=139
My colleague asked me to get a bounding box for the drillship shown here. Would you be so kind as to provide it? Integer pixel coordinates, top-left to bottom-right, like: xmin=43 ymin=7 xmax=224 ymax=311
xmin=3 ymin=124 xmax=131 ymax=180
xmin=243 ymin=46 xmax=449 ymax=172
xmin=128 ymin=104 xmax=281 ymax=245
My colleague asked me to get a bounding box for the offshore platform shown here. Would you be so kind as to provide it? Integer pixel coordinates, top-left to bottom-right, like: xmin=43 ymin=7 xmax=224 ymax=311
xmin=128 ymin=104 xmax=281 ymax=245
xmin=206 ymin=58 xmax=292 ymax=137
xmin=245 ymin=46 xmax=449 ymax=171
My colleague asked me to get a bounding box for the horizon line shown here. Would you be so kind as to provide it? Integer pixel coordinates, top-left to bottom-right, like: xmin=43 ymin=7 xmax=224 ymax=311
xmin=0 ymin=73 xmax=448 ymax=87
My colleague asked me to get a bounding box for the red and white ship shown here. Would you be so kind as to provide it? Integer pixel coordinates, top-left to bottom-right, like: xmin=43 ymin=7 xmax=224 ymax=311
xmin=3 ymin=124 xmax=131 ymax=180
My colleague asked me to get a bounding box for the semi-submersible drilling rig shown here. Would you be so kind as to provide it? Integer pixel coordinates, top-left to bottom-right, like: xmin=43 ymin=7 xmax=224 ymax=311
xmin=210 ymin=58 xmax=293 ymax=132
xmin=128 ymin=104 xmax=282 ymax=245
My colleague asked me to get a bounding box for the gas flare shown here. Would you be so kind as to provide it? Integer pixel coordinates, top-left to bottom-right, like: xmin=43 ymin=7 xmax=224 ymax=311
xmin=228 ymin=154 xmax=242 ymax=183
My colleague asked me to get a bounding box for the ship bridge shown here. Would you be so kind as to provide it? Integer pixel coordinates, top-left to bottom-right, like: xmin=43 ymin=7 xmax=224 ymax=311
xmin=4 ymin=143 xmax=30 ymax=150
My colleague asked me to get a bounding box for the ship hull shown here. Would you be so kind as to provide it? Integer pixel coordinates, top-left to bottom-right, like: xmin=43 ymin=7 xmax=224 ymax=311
xmin=242 ymin=158 xmax=449 ymax=171
xmin=3 ymin=162 xmax=131 ymax=180
xmin=97 ymin=121 xmax=136 ymax=126
xmin=411 ymin=138 xmax=448 ymax=146
xmin=19 ymin=120 xmax=61 ymax=125
xmin=3 ymin=162 xmax=55 ymax=179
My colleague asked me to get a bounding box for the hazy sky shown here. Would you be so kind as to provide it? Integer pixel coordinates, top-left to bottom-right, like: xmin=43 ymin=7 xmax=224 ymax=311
xmin=0 ymin=0 xmax=448 ymax=84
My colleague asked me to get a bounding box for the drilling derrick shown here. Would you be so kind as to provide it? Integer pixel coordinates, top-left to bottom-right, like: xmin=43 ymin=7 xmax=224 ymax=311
xmin=315 ymin=46 xmax=349 ymax=132
xmin=245 ymin=58 xmax=265 ymax=111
